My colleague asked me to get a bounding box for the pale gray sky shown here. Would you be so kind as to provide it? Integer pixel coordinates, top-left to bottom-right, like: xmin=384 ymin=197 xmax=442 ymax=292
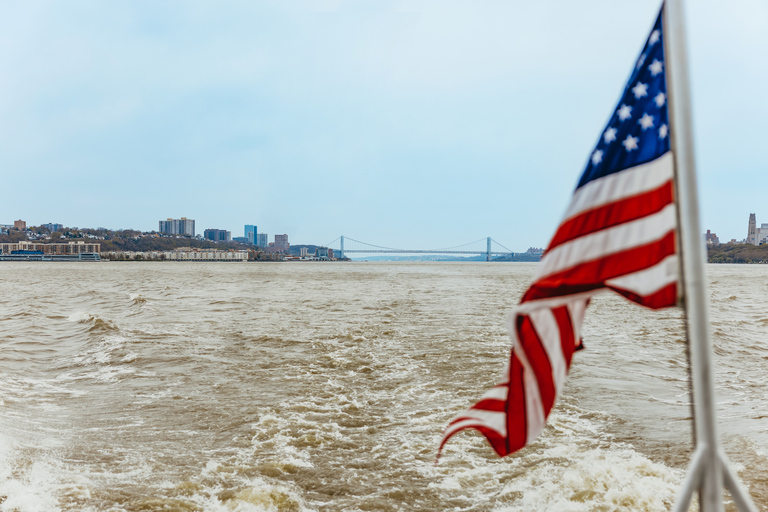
xmin=1 ymin=0 xmax=765 ymax=249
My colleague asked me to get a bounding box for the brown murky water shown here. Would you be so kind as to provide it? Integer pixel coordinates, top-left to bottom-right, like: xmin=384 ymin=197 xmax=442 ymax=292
xmin=0 ymin=261 xmax=766 ymax=511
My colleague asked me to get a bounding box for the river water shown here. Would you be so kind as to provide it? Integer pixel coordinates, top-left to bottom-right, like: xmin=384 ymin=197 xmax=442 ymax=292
xmin=0 ymin=262 xmax=766 ymax=511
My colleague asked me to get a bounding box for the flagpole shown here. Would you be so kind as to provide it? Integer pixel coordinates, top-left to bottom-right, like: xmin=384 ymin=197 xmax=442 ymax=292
xmin=664 ymin=1 xmax=756 ymax=511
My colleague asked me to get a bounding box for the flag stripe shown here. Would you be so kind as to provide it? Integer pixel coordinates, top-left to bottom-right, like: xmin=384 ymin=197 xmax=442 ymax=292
xmin=612 ymin=281 xmax=677 ymax=309
xmin=530 ymin=308 xmax=568 ymax=394
xmin=519 ymin=347 xmax=547 ymax=445
xmin=472 ymin=398 xmax=506 ymax=412
xmin=563 ymin=152 xmax=674 ymax=222
xmin=548 ymin=180 xmax=673 ymax=252
xmin=553 ymin=306 xmax=577 ymax=370
xmin=476 ymin=385 xmax=509 ymax=402
xmin=506 ymin=352 xmax=527 ymax=454
xmin=517 ymin=316 xmax=556 ymax=417
xmin=605 ymin=254 xmax=678 ymax=296
xmin=537 ymin=203 xmax=676 ymax=279
xmin=523 ymin=230 xmax=676 ymax=302
xmin=439 ymin=422 xmax=508 ymax=457
xmin=566 ymin=300 xmax=588 ymax=345
xmin=448 ymin=409 xmax=507 ymax=429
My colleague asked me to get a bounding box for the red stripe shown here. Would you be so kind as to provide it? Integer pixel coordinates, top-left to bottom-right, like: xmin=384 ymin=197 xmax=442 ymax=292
xmin=505 ymin=352 xmax=526 ymax=455
xmin=610 ymin=281 xmax=677 ymax=309
xmin=523 ymin=230 xmax=676 ymax=303
xmin=548 ymin=180 xmax=674 ymax=252
xmin=471 ymin=398 xmax=506 ymax=413
xmin=516 ymin=315 xmax=556 ymax=417
xmin=438 ymin=423 xmax=509 ymax=459
xmin=553 ymin=306 xmax=576 ymax=370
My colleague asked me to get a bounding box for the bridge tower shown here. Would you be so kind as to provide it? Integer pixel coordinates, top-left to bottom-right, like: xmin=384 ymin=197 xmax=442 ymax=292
xmin=486 ymin=237 xmax=492 ymax=262
xmin=340 ymin=236 xmax=345 ymax=259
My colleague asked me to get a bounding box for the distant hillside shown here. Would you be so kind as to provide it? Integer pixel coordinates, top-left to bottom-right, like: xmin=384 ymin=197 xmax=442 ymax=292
xmin=289 ymin=244 xmax=320 ymax=256
xmin=0 ymin=232 xmax=249 ymax=252
xmin=708 ymin=243 xmax=768 ymax=263
xmin=350 ymin=253 xmax=543 ymax=262
xmin=350 ymin=255 xmax=487 ymax=262
xmin=492 ymin=253 xmax=541 ymax=262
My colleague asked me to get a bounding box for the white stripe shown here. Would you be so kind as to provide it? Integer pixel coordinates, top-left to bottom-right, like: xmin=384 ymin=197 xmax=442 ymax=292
xmin=563 ymin=151 xmax=674 ymax=221
xmin=513 ymin=344 xmax=546 ymax=445
xmin=442 ymin=418 xmax=505 ymax=441
xmin=537 ymin=203 xmax=676 ymax=279
xmin=510 ymin=290 xmax=601 ymax=317
xmin=605 ymin=254 xmax=678 ymax=296
xmin=566 ymin=299 xmax=588 ymax=346
xmin=479 ymin=386 xmax=509 ymax=402
xmin=447 ymin=409 xmax=507 ymax=435
xmin=509 ymin=299 xmax=590 ymax=346
xmin=529 ymin=309 xmax=568 ymax=394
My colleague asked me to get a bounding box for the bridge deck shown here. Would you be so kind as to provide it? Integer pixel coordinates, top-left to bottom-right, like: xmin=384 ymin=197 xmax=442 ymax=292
xmin=341 ymin=250 xmax=511 ymax=255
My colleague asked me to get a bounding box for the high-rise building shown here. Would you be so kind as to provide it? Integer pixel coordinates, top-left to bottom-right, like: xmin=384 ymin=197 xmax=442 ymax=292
xmin=245 ymin=225 xmax=257 ymax=245
xmin=746 ymin=214 xmax=768 ymax=245
xmin=159 ymin=217 xmax=195 ymax=237
xmin=204 ymin=229 xmax=231 ymax=242
xmin=44 ymin=223 xmax=64 ymax=232
xmin=274 ymin=234 xmax=289 ymax=252
xmin=256 ymin=233 xmax=268 ymax=247
xmin=748 ymin=213 xmax=757 ymax=245
xmin=14 ymin=220 xmax=26 ymax=231
xmin=758 ymin=224 xmax=768 ymax=245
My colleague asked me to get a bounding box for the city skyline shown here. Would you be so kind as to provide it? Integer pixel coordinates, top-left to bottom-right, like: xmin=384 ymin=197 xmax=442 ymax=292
xmin=1 ymin=210 xmax=759 ymax=250
xmin=1 ymin=1 xmax=766 ymax=248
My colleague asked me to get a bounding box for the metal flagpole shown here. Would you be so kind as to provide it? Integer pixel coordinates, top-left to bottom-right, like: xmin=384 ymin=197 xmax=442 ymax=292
xmin=665 ymin=1 xmax=758 ymax=511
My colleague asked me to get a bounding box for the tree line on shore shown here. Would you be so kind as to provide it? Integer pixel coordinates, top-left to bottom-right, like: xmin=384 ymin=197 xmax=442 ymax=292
xmin=0 ymin=226 xmax=323 ymax=257
xmin=708 ymin=243 xmax=768 ymax=263
xmin=0 ymin=228 xmax=248 ymax=252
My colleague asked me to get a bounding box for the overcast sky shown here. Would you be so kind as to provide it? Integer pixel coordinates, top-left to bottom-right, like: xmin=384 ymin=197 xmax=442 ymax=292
xmin=1 ymin=0 xmax=765 ymax=250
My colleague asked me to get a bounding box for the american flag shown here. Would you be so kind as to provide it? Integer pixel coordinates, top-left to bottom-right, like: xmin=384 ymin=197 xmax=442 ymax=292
xmin=439 ymin=7 xmax=678 ymax=458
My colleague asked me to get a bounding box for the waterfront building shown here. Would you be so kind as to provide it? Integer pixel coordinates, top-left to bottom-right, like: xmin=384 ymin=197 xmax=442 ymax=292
xmin=162 ymin=250 xmax=246 ymax=261
xmin=274 ymin=234 xmax=289 ymax=252
xmin=102 ymin=249 xmax=247 ymax=261
xmin=14 ymin=220 xmax=26 ymax=231
xmin=159 ymin=217 xmax=195 ymax=237
xmin=203 ymin=229 xmax=231 ymax=242
xmin=245 ymin=225 xmax=257 ymax=245
xmin=257 ymin=233 xmax=268 ymax=247
xmin=0 ymin=241 xmax=100 ymax=255
xmin=300 ymin=247 xmax=308 ymax=258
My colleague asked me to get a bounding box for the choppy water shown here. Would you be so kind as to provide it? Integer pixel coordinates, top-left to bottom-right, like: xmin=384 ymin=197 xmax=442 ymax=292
xmin=0 ymin=262 xmax=766 ymax=511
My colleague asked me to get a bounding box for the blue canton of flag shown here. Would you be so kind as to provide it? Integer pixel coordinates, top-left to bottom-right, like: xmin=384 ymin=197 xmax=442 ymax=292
xmin=580 ymin=12 xmax=669 ymax=188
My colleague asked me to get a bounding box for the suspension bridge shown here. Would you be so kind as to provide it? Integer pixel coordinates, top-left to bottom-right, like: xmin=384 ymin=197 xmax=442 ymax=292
xmin=323 ymin=236 xmax=516 ymax=261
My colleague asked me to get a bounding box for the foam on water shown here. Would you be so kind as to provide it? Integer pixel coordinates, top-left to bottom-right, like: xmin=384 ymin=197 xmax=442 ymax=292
xmin=0 ymin=262 xmax=767 ymax=509
xmin=0 ymin=431 xmax=92 ymax=512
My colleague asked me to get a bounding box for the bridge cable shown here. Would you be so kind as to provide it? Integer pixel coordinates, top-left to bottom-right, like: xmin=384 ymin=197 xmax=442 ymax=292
xmin=491 ymin=239 xmax=515 ymax=254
